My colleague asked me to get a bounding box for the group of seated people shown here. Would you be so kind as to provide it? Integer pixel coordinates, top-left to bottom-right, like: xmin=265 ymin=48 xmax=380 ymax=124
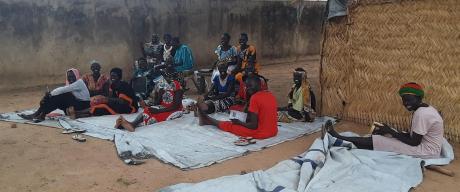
xmin=134 ymin=33 xmax=194 ymax=99
xmin=18 ymin=32 xmax=317 ymax=143
xmin=18 ymin=32 xmax=445 ymax=158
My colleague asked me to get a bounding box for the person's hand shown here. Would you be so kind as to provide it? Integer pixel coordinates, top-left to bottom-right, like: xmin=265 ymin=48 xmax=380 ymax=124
xmin=374 ymin=123 xmax=393 ymax=135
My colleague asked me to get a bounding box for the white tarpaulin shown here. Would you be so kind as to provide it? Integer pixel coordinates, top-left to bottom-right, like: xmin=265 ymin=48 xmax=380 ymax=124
xmin=0 ymin=110 xmax=334 ymax=170
xmin=160 ymin=132 xmax=453 ymax=192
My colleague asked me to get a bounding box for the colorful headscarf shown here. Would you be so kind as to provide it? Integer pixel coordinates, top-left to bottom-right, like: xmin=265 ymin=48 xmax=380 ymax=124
xmin=399 ymin=82 xmax=424 ymax=98
xmin=66 ymin=68 xmax=81 ymax=85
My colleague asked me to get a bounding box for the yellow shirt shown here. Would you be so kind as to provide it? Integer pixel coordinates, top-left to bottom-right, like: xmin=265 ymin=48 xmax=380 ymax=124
xmin=289 ymin=86 xmax=304 ymax=112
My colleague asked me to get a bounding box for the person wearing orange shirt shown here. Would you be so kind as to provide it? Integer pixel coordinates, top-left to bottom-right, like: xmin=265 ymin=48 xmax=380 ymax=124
xmin=234 ymin=33 xmax=261 ymax=82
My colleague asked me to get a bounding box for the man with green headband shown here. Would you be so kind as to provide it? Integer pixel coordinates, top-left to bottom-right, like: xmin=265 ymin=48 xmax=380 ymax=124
xmin=325 ymin=82 xmax=444 ymax=159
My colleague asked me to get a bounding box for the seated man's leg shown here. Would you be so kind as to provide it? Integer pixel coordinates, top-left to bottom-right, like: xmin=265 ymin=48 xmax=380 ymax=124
xmin=91 ymin=96 xmax=133 ymax=116
xmin=91 ymin=104 xmax=117 ymax=116
xmin=203 ymin=97 xmax=234 ymax=114
xmin=111 ymin=102 xmax=132 ymax=114
xmin=41 ymin=92 xmax=76 ymax=117
xmin=197 ymin=107 xmax=260 ymax=138
xmin=19 ymin=94 xmax=51 ymax=120
xmin=218 ymin=121 xmax=259 ymax=138
xmin=325 ymin=120 xmax=373 ymax=149
xmin=287 ymin=108 xmax=303 ymax=120
xmin=197 ymin=105 xmax=221 ymax=126
xmin=277 ymin=107 xmax=302 ymax=123
xmin=118 ymin=113 xmax=144 ymax=132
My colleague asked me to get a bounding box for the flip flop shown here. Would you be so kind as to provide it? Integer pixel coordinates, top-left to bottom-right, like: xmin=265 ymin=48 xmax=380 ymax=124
xmin=234 ymin=137 xmax=256 ymax=146
xmin=32 ymin=118 xmax=45 ymax=123
xmin=72 ymin=134 xmax=86 ymax=142
xmin=62 ymin=129 xmax=86 ymax=134
xmin=123 ymin=158 xmax=145 ymax=165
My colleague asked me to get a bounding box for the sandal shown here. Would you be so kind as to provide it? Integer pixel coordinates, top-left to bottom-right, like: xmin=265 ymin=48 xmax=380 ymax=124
xmin=62 ymin=128 xmax=86 ymax=134
xmin=234 ymin=137 xmax=256 ymax=146
xmin=123 ymin=158 xmax=145 ymax=165
xmin=32 ymin=118 xmax=45 ymax=123
xmin=72 ymin=134 xmax=86 ymax=142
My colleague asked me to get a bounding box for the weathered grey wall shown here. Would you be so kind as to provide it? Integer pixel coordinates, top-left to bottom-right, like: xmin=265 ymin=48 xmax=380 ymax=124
xmin=0 ymin=0 xmax=325 ymax=90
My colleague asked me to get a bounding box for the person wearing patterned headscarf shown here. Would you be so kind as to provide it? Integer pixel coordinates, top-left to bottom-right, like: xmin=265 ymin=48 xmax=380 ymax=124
xmin=277 ymin=68 xmax=316 ymax=123
xmin=19 ymin=68 xmax=90 ymax=122
xmin=325 ymin=82 xmax=445 ymax=159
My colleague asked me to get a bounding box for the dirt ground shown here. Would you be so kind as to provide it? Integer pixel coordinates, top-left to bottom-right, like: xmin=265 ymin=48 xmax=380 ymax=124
xmin=0 ymin=59 xmax=458 ymax=192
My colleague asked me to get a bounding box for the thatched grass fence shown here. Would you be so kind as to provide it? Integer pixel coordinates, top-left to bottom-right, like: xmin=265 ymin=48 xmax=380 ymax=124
xmin=320 ymin=0 xmax=460 ymax=142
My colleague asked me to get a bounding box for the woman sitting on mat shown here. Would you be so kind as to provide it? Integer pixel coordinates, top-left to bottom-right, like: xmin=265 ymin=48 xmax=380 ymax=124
xmin=278 ymin=68 xmax=316 ymax=123
xmin=115 ymin=72 xmax=184 ymax=132
xmin=325 ymin=82 xmax=444 ymax=159
xmin=196 ymin=63 xmax=236 ymax=114
xmin=19 ymin=68 xmax=90 ymax=122
xmin=90 ymin=68 xmax=138 ymax=116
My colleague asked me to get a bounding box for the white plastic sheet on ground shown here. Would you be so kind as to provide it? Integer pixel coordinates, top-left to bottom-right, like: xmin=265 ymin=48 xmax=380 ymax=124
xmin=160 ymin=132 xmax=454 ymax=192
xmin=0 ymin=110 xmax=333 ymax=170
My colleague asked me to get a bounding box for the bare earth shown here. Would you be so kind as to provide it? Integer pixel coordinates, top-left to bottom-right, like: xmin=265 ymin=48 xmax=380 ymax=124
xmin=0 ymin=59 xmax=458 ymax=192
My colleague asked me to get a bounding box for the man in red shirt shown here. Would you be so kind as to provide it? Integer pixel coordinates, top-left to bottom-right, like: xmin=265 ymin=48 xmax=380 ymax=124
xmin=198 ymin=75 xmax=278 ymax=139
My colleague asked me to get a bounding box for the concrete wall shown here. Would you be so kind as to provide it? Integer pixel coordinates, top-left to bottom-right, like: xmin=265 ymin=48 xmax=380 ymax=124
xmin=0 ymin=0 xmax=325 ymax=90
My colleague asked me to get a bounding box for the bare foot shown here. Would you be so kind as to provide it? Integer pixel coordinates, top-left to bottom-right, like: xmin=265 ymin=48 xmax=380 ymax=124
xmin=120 ymin=118 xmax=136 ymax=132
xmin=189 ymin=103 xmax=198 ymax=117
xmin=114 ymin=116 xmax=123 ymax=129
xmin=197 ymin=107 xmax=207 ymax=126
